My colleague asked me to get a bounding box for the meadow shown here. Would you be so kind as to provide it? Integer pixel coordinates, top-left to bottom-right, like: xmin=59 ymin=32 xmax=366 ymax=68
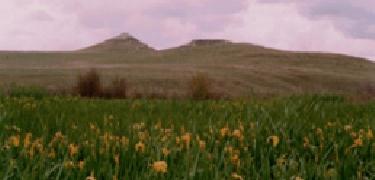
xmin=0 ymin=95 xmax=374 ymax=179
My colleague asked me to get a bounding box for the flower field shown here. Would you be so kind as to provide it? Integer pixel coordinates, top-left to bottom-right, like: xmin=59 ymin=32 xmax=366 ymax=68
xmin=0 ymin=96 xmax=374 ymax=179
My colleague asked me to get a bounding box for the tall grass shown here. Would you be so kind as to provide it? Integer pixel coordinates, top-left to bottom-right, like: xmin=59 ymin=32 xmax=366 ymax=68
xmin=5 ymin=85 xmax=49 ymax=99
xmin=0 ymin=96 xmax=374 ymax=179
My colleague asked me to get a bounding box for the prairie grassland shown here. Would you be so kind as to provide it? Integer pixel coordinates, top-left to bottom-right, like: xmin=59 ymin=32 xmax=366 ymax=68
xmin=0 ymin=95 xmax=374 ymax=179
xmin=1 ymin=42 xmax=375 ymax=97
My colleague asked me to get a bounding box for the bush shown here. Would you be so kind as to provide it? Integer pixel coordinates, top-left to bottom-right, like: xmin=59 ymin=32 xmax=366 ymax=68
xmin=362 ymin=83 xmax=375 ymax=97
xmin=105 ymin=77 xmax=128 ymax=98
xmin=189 ymin=73 xmax=214 ymax=100
xmin=353 ymin=83 xmax=375 ymax=101
xmin=74 ymin=69 xmax=103 ymax=97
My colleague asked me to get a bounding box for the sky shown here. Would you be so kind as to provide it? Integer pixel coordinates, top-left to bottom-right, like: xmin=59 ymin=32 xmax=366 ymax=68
xmin=0 ymin=0 xmax=374 ymax=60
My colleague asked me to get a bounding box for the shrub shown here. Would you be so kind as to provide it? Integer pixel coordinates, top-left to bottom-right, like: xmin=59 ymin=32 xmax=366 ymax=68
xmin=188 ymin=73 xmax=214 ymax=100
xmin=362 ymin=83 xmax=375 ymax=97
xmin=74 ymin=69 xmax=103 ymax=97
xmin=105 ymin=76 xmax=128 ymax=98
xmin=354 ymin=83 xmax=375 ymax=101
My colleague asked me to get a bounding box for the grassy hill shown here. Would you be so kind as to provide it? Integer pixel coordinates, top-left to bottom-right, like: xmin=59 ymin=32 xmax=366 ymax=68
xmin=0 ymin=33 xmax=374 ymax=97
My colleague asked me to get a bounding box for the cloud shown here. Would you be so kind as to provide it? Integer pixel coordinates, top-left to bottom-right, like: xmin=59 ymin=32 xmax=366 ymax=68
xmin=0 ymin=0 xmax=248 ymax=50
xmin=60 ymin=0 xmax=248 ymax=47
xmin=28 ymin=10 xmax=54 ymax=21
xmin=217 ymin=1 xmax=375 ymax=59
xmin=258 ymin=0 xmax=375 ymax=40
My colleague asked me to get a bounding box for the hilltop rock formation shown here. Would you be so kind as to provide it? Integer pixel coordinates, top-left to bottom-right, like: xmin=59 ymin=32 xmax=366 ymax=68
xmin=81 ymin=33 xmax=154 ymax=52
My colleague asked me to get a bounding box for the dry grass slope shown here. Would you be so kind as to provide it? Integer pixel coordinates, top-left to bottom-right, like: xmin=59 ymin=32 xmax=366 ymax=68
xmin=0 ymin=33 xmax=374 ymax=97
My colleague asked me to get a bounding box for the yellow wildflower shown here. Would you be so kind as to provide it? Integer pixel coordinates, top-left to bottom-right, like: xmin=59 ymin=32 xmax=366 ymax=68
xmin=239 ymin=122 xmax=244 ymax=132
xmin=181 ymin=133 xmax=191 ymax=147
xmin=50 ymin=131 xmax=65 ymax=145
xmin=180 ymin=126 xmax=186 ymax=134
xmin=199 ymin=140 xmax=206 ymax=151
xmin=114 ymin=154 xmax=120 ymax=165
xmin=162 ymin=147 xmax=170 ymax=157
xmin=48 ymin=150 xmax=56 ymax=159
xmin=220 ymin=127 xmax=230 ymax=137
xmin=250 ymin=122 xmax=256 ymax=129
xmin=64 ymin=161 xmax=75 ymax=169
xmin=231 ymin=154 xmax=240 ymax=166
xmin=115 ymin=136 xmax=120 ymax=142
xmin=138 ymin=131 xmax=148 ymax=141
xmin=54 ymin=131 xmax=64 ymax=139
xmin=68 ymin=144 xmax=79 ymax=157
xmin=207 ymin=153 xmax=213 ymax=161
xmin=303 ymin=136 xmax=310 ymax=148
xmin=224 ymin=146 xmax=233 ymax=154
xmin=176 ymin=137 xmax=181 ymax=145
xmin=367 ymin=128 xmax=373 ymax=139
xmin=325 ymin=168 xmax=337 ymax=177
xmin=9 ymin=135 xmax=20 ymax=147
xmin=359 ymin=129 xmax=365 ymax=137
xmin=132 ymin=122 xmax=145 ymax=130
xmin=154 ymin=121 xmax=162 ymax=130
xmin=24 ymin=133 xmax=32 ymax=148
xmin=121 ymin=136 xmax=129 ymax=147
xmin=351 ymin=132 xmax=357 ymax=138
xmin=78 ymin=160 xmax=85 ymax=170
xmin=276 ymin=155 xmax=286 ymax=167
xmin=195 ymin=135 xmax=200 ymax=141
xmin=161 ymin=135 xmax=168 ymax=142
xmin=231 ymin=172 xmax=244 ymax=180
xmin=316 ymin=128 xmax=323 ymax=135
xmin=357 ymin=170 xmax=363 ymax=180
xmin=268 ymin=136 xmax=280 ymax=147
xmin=135 ymin=142 xmax=145 ymax=153
xmin=152 ymin=161 xmax=168 ymax=173
xmin=162 ymin=128 xmax=173 ymax=137
xmin=102 ymin=132 xmax=111 ymax=143
xmin=11 ymin=125 xmax=21 ymax=132
xmin=209 ymin=127 xmax=214 ymax=134
xmin=232 ymin=129 xmax=242 ymax=139
xmin=89 ymin=123 xmax=96 ymax=130
xmin=86 ymin=172 xmax=96 ymax=180
xmin=316 ymin=128 xmax=324 ymax=140
xmin=28 ymin=148 xmax=35 ymax=158
xmin=327 ymin=122 xmax=335 ymax=127
xmin=352 ymin=138 xmax=363 ymax=147
xmin=344 ymin=125 xmax=352 ymax=131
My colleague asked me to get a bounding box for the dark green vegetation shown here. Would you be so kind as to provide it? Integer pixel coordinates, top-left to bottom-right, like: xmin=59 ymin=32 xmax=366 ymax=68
xmin=0 ymin=33 xmax=374 ymax=97
xmin=0 ymin=95 xmax=374 ymax=179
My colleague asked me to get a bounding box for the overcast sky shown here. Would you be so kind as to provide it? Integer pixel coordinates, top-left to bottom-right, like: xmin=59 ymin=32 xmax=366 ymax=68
xmin=0 ymin=0 xmax=374 ymax=60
